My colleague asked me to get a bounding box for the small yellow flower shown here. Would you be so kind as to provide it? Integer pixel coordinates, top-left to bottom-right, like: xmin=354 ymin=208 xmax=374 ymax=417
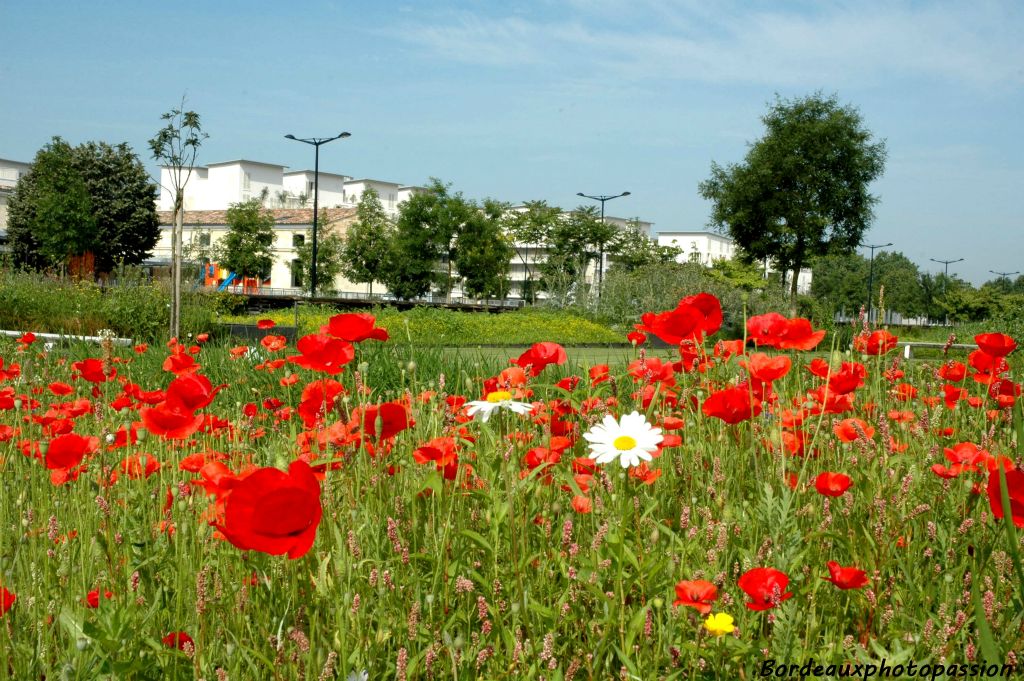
xmin=703 ymin=612 xmax=735 ymax=637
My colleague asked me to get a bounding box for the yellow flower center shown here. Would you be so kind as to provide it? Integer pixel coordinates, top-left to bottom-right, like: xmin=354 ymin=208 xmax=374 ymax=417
xmin=613 ymin=435 xmax=637 ymax=451
xmin=487 ymin=391 xmax=513 ymax=403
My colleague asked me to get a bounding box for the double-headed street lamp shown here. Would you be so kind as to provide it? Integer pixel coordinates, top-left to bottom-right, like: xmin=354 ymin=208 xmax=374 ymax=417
xmin=990 ymin=270 xmax=1019 ymax=279
xmin=576 ymin=191 xmax=630 ymax=293
xmin=864 ymin=242 xmax=892 ymax=322
xmin=285 ymin=131 xmax=351 ymax=297
xmin=930 ymin=257 xmax=964 ymax=326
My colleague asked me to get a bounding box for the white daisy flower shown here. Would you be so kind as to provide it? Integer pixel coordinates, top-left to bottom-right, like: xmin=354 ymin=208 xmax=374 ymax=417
xmin=465 ymin=390 xmax=534 ymax=422
xmin=583 ymin=411 xmax=663 ymax=468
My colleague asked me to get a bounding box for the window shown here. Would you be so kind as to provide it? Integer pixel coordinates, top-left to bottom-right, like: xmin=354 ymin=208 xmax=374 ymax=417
xmin=243 ymin=172 xmax=251 ymax=190
xmin=198 ymin=232 xmax=211 ymax=247
xmin=293 ymin=233 xmax=305 ymax=248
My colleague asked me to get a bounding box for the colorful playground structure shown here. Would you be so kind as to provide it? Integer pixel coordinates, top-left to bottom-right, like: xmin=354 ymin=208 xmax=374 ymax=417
xmin=203 ymin=263 xmax=264 ymax=294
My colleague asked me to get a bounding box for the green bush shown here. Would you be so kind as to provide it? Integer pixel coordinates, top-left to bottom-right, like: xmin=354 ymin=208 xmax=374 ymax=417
xmin=227 ymin=305 xmax=624 ymax=346
xmin=0 ymin=270 xmax=217 ymax=341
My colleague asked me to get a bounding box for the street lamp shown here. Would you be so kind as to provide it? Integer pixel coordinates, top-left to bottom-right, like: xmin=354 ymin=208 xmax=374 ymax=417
xmin=990 ymin=270 xmax=1019 ymax=279
xmin=285 ymin=131 xmax=351 ymax=297
xmin=864 ymin=242 xmax=892 ymax=323
xmin=930 ymin=257 xmax=963 ymax=326
xmin=576 ymin=191 xmax=630 ymax=293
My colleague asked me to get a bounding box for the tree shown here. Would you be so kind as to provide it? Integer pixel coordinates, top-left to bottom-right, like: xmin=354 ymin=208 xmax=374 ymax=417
xmin=871 ymin=251 xmax=925 ymax=317
xmin=7 ymin=137 xmax=159 ymax=274
xmin=149 ymin=99 xmax=207 ymax=339
xmin=215 ymin=200 xmax=276 ymax=282
xmin=606 ymin=222 xmax=681 ymax=273
xmin=699 ymin=92 xmax=886 ymax=313
xmin=454 ymin=198 xmax=514 ymax=299
xmin=810 ymin=253 xmax=867 ymax=316
xmin=382 ymin=179 xmax=476 ymax=300
xmin=502 ymin=200 xmax=562 ymax=302
xmin=295 ymin=215 xmax=346 ymax=294
xmin=538 ymin=205 xmax=615 ymax=306
xmin=341 ymin=188 xmax=393 ymax=295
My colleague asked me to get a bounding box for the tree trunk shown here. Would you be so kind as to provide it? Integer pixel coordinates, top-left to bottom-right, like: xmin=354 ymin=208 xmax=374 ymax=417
xmin=788 ymin=257 xmax=801 ymax=317
xmin=170 ymin=191 xmax=183 ymax=340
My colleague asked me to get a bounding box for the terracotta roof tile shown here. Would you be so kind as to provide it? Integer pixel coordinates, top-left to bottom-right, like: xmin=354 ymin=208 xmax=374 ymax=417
xmin=157 ymin=207 xmax=357 ymax=226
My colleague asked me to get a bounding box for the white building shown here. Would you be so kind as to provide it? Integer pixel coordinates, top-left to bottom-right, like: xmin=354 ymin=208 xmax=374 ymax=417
xmin=157 ymin=160 xmax=422 ymax=218
xmin=657 ymin=229 xmax=812 ymax=293
xmin=0 ymin=157 xmax=32 ymax=238
xmin=153 ymin=207 xmax=359 ymax=292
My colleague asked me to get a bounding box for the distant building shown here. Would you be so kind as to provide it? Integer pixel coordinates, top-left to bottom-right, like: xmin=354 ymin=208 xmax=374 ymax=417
xmin=153 ymin=207 xmax=358 ymax=292
xmin=157 ymin=159 xmax=424 ymax=218
xmin=0 ymin=158 xmax=32 ymax=248
xmin=657 ymin=229 xmax=812 ymax=293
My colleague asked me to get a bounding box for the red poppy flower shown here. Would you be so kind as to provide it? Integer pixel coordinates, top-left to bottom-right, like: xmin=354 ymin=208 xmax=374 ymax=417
xmin=0 ymin=585 xmax=14 ymax=617
xmin=853 ymin=330 xmax=898 ymax=355
xmin=833 ymin=418 xmax=874 ymax=443
xmin=987 ymin=467 xmax=1024 ymax=528
xmin=323 ymin=313 xmax=389 ymax=342
xmin=260 ymin=334 xmax=288 ymax=352
xmin=297 ymin=379 xmax=346 ymax=427
xmin=738 ymin=567 xmax=793 ymax=610
xmin=975 ymin=333 xmax=1017 ymax=358
xmin=937 ymin=361 xmax=967 ymax=382
xmin=139 ymin=403 xmax=204 ymax=440
xmin=162 ymin=351 xmax=200 ymax=375
xmin=162 ymin=631 xmax=195 ymax=651
xmin=217 ymin=460 xmax=323 ymax=559
xmin=571 ymin=495 xmax=592 ymax=513
xmin=115 ymin=453 xmax=161 ymax=480
xmin=256 ymin=319 xmax=277 ymax=330
xmin=288 ymin=334 xmax=355 ymax=375
xmin=626 ymin=331 xmax=647 ymax=346
xmin=0 ymin=359 xmax=22 ymax=382
xmin=72 ymin=358 xmax=114 ymax=383
xmin=511 ymin=342 xmax=567 ymax=376
xmin=823 ymin=561 xmax=868 ymax=590
xmin=747 ymin=313 xmax=826 ymax=351
xmin=741 ymin=353 xmax=792 ymax=383
xmin=413 ymin=437 xmax=460 ymax=468
xmin=354 ymin=401 xmax=413 ymax=441
xmin=165 ymin=374 xmax=223 ymax=412
xmin=701 ymin=386 xmax=762 ymax=424
xmin=45 ymin=432 xmax=99 ymax=473
xmin=86 ymin=588 xmax=113 ymax=608
xmin=827 ymin=362 xmax=866 ymax=395
xmin=48 ymin=382 xmax=74 ymax=396
xmin=815 ymin=472 xmax=852 ymax=497
xmin=673 ymin=579 xmax=718 ymax=614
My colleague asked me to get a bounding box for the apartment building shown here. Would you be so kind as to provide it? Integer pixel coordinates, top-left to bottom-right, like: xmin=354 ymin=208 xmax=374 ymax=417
xmin=0 ymin=158 xmax=31 ymax=241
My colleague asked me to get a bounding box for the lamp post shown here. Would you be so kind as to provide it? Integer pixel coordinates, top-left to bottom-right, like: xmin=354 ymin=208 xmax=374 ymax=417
xmin=864 ymin=242 xmax=892 ymax=323
xmin=990 ymin=269 xmax=1019 ymax=279
xmin=285 ymin=132 xmax=351 ymax=297
xmin=930 ymin=257 xmax=963 ymax=326
xmin=576 ymin=191 xmax=630 ymax=294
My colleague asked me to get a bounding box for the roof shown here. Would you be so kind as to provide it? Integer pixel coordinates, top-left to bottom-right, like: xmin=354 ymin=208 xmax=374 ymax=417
xmin=345 ymin=178 xmax=401 ymax=187
xmin=205 ymin=159 xmax=288 ymax=170
xmin=657 ymin=230 xmax=731 ymax=239
xmin=156 ymin=207 xmax=357 ymax=226
xmin=283 ymin=170 xmax=351 ymax=179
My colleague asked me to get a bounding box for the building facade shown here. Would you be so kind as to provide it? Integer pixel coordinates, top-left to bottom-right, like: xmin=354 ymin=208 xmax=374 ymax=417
xmin=0 ymin=158 xmax=32 ymax=242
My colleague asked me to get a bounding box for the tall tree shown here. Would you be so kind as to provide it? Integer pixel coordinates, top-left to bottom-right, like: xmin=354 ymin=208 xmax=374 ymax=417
xmin=382 ymin=179 xmax=475 ymax=300
xmin=215 ymin=200 xmax=276 ymax=282
xmin=341 ymin=188 xmax=393 ymax=295
xmin=538 ymin=205 xmax=614 ymax=305
xmin=502 ymin=200 xmax=562 ymax=302
xmin=454 ymin=198 xmax=514 ymax=299
xmin=606 ymin=221 xmax=681 ymax=273
xmin=7 ymin=137 xmax=159 ymax=274
xmin=699 ymin=92 xmax=886 ymax=312
xmin=295 ymin=215 xmax=346 ymax=294
xmin=149 ymin=99 xmax=207 ymax=339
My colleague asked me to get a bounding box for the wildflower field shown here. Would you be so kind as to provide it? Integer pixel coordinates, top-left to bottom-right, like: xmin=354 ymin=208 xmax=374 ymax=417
xmin=0 ymin=294 xmax=1022 ymax=680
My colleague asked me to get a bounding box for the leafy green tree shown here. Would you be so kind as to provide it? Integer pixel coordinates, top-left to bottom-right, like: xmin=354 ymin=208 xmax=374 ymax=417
xmin=539 ymin=205 xmax=615 ymax=305
xmin=502 ymin=200 xmax=562 ymax=302
xmin=872 ymin=251 xmax=925 ymax=317
xmin=810 ymin=253 xmax=867 ymax=316
xmin=699 ymin=92 xmax=887 ymax=312
xmin=295 ymin=216 xmax=345 ymax=294
xmin=341 ymin=188 xmax=393 ymax=295
xmin=215 ymin=200 xmax=276 ymax=282
xmin=7 ymin=137 xmax=159 ymax=274
xmin=382 ymin=179 xmax=476 ymax=300
xmin=454 ymin=199 xmax=515 ymax=299
xmin=707 ymin=257 xmax=770 ymax=292
xmin=606 ymin=222 xmax=681 ymax=273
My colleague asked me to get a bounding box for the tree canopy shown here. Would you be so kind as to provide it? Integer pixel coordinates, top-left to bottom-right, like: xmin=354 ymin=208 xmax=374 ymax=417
xmin=215 ymin=199 xmax=276 ymax=281
xmin=699 ymin=93 xmax=886 ymax=309
xmin=340 ymin=188 xmax=393 ymax=295
xmin=7 ymin=137 xmax=159 ymax=273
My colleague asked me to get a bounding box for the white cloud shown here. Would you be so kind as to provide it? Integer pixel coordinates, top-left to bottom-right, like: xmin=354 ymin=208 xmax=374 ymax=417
xmin=388 ymin=1 xmax=1024 ymax=90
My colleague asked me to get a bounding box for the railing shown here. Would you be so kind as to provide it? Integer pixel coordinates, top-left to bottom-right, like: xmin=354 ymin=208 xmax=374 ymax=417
xmin=205 ymin=286 xmax=526 ymax=308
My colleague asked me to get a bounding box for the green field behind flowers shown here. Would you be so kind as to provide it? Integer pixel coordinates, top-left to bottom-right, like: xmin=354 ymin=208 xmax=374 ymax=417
xmin=0 ymin=307 xmax=1022 ymax=680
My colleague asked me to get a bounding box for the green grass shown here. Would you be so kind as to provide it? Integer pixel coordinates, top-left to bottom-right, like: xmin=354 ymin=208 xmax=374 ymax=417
xmin=0 ymin=328 xmax=1022 ymax=679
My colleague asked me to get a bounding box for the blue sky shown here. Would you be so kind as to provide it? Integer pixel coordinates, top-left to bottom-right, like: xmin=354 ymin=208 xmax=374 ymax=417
xmin=1 ymin=0 xmax=1021 ymax=284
